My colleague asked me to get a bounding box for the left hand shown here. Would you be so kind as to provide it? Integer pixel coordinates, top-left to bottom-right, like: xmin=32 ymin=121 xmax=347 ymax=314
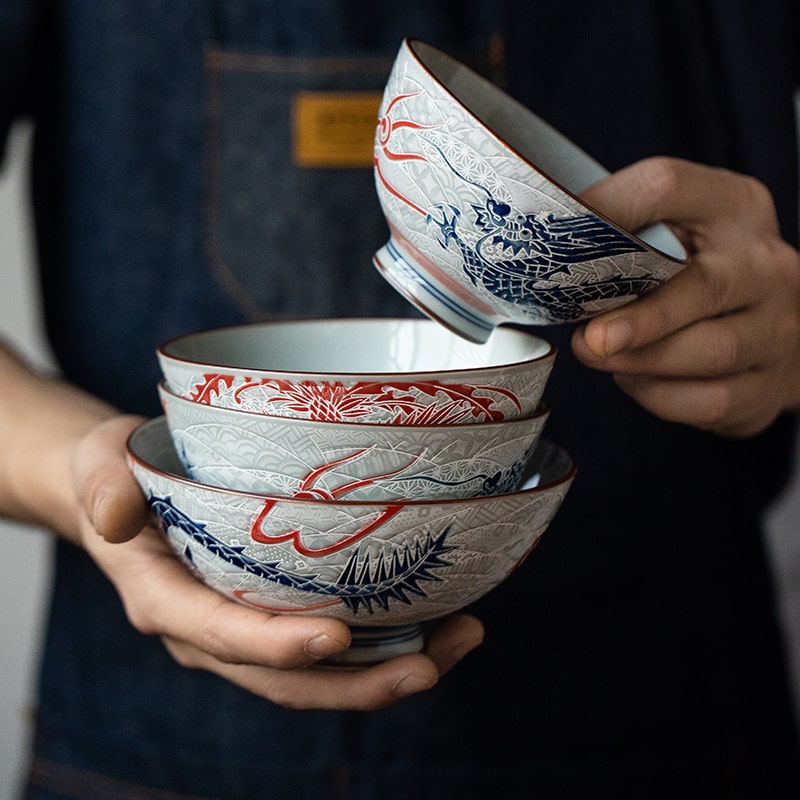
xmin=571 ymin=156 xmax=800 ymax=438
xmin=76 ymin=416 xmax=485 ymax=711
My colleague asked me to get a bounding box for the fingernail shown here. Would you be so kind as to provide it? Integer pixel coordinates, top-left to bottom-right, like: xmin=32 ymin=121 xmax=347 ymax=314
xmin=393 ymin=673 xmax=436 ymax=697
xmin=305 ymin=633 xmax=346 ymax=659
xmin=603 ymin=318 xmax=633 ymax=356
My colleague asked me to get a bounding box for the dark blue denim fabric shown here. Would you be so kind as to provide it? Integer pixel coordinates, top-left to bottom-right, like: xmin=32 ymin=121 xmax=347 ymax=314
xmin=6 ymin=0 xmax=800 ymax=797
xmin=35 ymin=0 xmax=503 ymax=418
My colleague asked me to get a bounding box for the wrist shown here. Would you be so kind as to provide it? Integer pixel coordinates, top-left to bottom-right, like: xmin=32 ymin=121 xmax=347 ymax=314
xmin=0 ymin=355 xmax=117 ymax=542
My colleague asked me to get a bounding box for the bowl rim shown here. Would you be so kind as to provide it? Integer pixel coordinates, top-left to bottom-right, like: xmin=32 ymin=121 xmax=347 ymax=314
xmin=156 ymin=317 xmax=557 ymax=376
xmin=402 ymin=38 xmax=688 ymax=265
xmin=157 ymin=378 xmax=551 ymax=430
xmin=127 ymin=416 xmax=576 ymax=508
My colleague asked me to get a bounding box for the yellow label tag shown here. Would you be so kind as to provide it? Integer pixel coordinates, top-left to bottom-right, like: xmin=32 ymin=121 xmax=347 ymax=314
xmin=292 ymin=91 xmax=382 ymax=168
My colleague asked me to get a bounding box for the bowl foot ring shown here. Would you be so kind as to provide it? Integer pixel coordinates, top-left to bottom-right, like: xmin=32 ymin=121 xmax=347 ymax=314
xmin=321 ymin=623 xmax=425 ymax=665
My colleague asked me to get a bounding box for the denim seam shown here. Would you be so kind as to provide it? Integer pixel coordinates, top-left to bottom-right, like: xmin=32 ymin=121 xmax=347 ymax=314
xmin=202 ymin=44 xmax=394 ymax=322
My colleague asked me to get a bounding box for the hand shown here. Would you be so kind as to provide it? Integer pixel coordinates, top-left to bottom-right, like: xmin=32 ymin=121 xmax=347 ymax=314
xmin=73 ymin=416 xmax=484 ymax=710
xmin=571 ymin=156 xmax=800 ymax=437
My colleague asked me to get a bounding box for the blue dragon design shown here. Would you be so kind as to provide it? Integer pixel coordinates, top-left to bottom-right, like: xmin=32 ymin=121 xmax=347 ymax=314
xmin=427 ymin=197 xmax=659 ymax=322
xmin=149 ymin=495 xmax=454 ymax=614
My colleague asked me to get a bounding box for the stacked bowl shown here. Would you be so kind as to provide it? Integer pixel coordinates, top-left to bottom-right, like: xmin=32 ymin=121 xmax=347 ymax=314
xmin=125 ymin=36 xmax=693 ymax=663
xmin=119 ymin=32 xmax=698 ymax=663
xmin=127 ymin=318 xmax=575 ymax=663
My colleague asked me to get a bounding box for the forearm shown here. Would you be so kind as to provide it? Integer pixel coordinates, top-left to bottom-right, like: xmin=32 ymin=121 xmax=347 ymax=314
xmin=0 ymin=340 xmax=117 ymax=542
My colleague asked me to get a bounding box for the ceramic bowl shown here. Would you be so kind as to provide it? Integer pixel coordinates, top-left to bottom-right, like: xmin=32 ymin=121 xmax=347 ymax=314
xmin=157 ymin=318 xmax=555 ymax=424
xmin=158 ymin=381 xmax=549 ymax=502
xmin=127 ymin=416 xmax=575 ymax=663
xmin=373 ymin=39 xmax=688 ymax=342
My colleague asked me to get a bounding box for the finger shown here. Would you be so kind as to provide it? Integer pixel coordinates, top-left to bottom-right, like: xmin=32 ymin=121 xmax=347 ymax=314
xmin=166 ymin=644 xmax=441 ymax=711
xmin=573 ymin=306 xmax=774 ymax=378
xmin=613 ymin=370 xmax=778 ymax=438
xmin=103 ymin=533 xmax=352 ymax=668
xmin=72 ymin=414 xmax=150 ymax=542
xmin=422 ymin=613 xmax=484 ymax=675
xmin=577 ymin=251 xmax=757 ymax=359
xmin=580 ymin=156 xmax=779 ymax=241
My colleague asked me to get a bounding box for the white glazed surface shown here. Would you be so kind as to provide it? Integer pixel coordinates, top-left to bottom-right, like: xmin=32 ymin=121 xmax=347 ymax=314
xmin=373 ymin=39 xmax=687 ymax=341
xmin=157 ymin=318 xmax=555 ymax=423
xmin=127 ymin=417 xmax=575 ymax=628
xmin=159 ymin=382 xmax=549 ymax=501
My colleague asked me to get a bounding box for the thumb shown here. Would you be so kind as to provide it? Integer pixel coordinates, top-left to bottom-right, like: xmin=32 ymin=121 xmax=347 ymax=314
xmin=72 ymin=415 xmax=150 ymax=543
xmin=579 ymin=156 xmax=693 ymax=255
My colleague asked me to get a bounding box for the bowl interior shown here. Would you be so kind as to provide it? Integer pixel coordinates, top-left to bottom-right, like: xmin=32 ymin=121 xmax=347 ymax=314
xmin=409 ymin=40 xmax=686 ymax=262
xmin=158 ymin=318 xmax=553 ymax=374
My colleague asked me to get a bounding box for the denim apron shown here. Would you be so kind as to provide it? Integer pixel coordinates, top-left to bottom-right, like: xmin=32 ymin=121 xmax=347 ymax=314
xmin=16 ymin=1 xmax=800 ymax=798
xmin=38 ymin=0 xmax=500 ymax=417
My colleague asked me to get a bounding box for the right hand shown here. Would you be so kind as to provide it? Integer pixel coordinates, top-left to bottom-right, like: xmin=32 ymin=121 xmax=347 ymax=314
xmin=572 ymin=157 xmax=800 ymax=438
xmin=73 ymin=415 xmax=484 ymax=710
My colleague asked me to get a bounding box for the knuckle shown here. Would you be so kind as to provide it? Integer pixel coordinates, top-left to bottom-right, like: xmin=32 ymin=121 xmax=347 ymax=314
xmin=775 ymin=304 xmax=800 ymax=348
xmin=122 ymin=594 xmax=162 ymax=637
xmin=646 ymin=303 xmax=675 ymax=341
xmin=637 ymin=156 xmax=682 ymax=200
xmin=775 ymin=240 xmax=800 ymax=288
xmin=195 ymin=602 xmax=239 ymax=663
xmin=163 ymin=639 xmax=202 ymax=670
xmin=264 ymin=684 xmax=310 ymax=711
xmin=708 ymin=328 xmax=741 ymax=371
xmin=764 ymin=243 xmax=800 ymax=347
xmin=697 ymin=386 xmax=735 ymax=429
xmin=197 ymin=625 xmax=232 ymax=662
xmin=694 ymin=260 xmax=731 ymax=311
xmin=739 ymin=174 xmax=775 ymax=216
